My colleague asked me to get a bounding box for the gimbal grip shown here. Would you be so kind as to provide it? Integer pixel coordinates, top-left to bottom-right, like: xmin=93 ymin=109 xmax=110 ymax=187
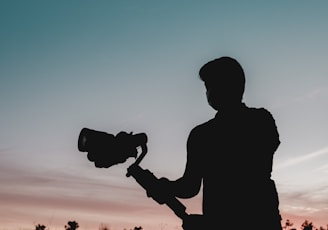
xmin=126 ymin=164 xmax=188 ymax=220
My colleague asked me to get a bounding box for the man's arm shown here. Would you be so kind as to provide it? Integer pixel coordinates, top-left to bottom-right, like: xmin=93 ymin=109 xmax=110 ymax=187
xmin=147 ymin=126 xmax=203 ymax=200
xmin=171 ymin=126 xmax=203 ymax=198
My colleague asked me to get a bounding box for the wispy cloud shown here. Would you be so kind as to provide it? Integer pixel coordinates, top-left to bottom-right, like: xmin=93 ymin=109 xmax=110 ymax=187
xmin=280 ymin=185 xmax=328 ymax=208
xmin=315 ymin=163 xmax=328 ymax=174
xmin=275 ymin=146 xmax=328 ymax=170
xmin=0 ymin=161 xmax=173 ymax=230
xmin=271 ymin=85 xmax=328 ymax=109
xmin=279 ymin=185 xmax=328 ymax=225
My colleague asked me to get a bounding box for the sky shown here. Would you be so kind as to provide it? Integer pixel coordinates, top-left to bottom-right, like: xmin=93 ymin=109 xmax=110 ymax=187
xmin=1 ymin=1 xmax=328 ymax=229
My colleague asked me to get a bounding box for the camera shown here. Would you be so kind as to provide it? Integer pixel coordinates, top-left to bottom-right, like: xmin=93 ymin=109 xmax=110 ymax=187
xmin=77 ymin=127 xmax=188 ymax=219
xmin=78 ymin=128 xmax=147 ymax=168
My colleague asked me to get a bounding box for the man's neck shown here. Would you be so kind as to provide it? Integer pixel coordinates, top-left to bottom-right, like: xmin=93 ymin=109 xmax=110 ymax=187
xmin=215 ymin=102 xmax=246 ymax=118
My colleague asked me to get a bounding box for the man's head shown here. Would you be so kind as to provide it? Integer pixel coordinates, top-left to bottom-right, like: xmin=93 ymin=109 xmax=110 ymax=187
xmin=199 ymin=56 xmax=245 ymax=111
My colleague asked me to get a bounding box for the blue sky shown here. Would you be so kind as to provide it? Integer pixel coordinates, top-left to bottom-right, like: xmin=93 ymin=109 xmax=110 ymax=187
xmin=1 ymin=1 xmax=328 ymax=229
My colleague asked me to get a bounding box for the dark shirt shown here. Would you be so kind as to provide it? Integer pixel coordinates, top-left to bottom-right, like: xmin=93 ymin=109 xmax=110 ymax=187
xmin=184 ymin=103 xmax=281 ymax=226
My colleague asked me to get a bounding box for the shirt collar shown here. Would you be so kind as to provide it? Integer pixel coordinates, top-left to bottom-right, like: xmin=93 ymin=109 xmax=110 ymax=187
xmin=215 ymin=102 xmax=247 ymax=119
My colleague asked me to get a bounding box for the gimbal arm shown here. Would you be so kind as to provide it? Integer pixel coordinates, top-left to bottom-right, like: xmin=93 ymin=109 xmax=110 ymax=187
xmin=126 ymin=145 xmax=188 ymax=220
xmin=77 ymin=128 xmax=188 ymax=220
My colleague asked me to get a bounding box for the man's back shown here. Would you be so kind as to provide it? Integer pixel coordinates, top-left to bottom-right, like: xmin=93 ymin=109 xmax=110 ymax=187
xmin=187 ymin=103 xmax=281 ymax=225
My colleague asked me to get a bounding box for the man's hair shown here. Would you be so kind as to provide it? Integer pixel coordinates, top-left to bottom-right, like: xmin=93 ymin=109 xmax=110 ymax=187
xmin=199 ymin=56 xmax=245 ymax=89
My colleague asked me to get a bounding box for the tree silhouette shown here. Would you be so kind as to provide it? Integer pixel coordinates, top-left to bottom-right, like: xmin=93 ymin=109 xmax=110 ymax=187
xmin=65 ymin=220 xmax=79 ymax=230
xmin=134 ymin=227 xmax=142 ymax=230
xmin=99 ymin=223 xmax=110 ymax=230
xmin=301 ymin=220 xmax=314 ymax=230
xmin=284 ymin=219 xmax=294 ymax=230
xmin=35 ymin=224 xmax=46 ymax=230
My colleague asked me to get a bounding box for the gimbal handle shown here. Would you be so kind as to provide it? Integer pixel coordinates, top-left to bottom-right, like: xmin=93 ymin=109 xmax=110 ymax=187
xmin=125 ymin=145 xmax=188 ymax=220
xmin=126 ymin=163 xmax=188 ymax=220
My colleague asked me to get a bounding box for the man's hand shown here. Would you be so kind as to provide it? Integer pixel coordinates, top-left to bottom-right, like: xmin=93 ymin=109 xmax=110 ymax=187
xmin=182 ymin=214 xmax=204 ymax=230
xmin=146 ymin=177 xmax=172 ymax=204
xmin=87 ymin=150 xmax=128 ymax=168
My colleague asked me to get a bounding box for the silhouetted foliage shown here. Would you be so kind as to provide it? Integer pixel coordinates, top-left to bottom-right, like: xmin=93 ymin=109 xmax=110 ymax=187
xmin=284 ymin=219 xmax=294 ymax=230
xmin=301 ymin=220 xmax=314 ymax=230
xmin=35 ymin=224 xmax=46 ymax=230
xmin=65 ymin=220 xmax=79 ymax=230
xmin=31 ymin=219 xmax=328 ymax=230
xmin=283 ymin=218 xmax=328 ymax=230
xmin=99 ymin=223 xmax=110 ymax=230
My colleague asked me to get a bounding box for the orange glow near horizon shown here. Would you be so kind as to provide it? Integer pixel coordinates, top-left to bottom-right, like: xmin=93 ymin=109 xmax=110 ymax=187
xmin=1 ymin=195 xmax=327 ymax=230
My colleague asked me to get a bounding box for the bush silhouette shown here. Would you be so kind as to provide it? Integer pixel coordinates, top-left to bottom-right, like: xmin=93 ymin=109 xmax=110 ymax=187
xmin=35 ymin=224 xmax=46 ymax=230
xmin=65 ymin=220 xmax=79 ymax=230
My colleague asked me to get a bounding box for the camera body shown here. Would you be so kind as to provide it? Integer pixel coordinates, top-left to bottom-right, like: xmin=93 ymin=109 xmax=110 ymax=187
xmin=78 ymin=128 xmax=147 ymax=168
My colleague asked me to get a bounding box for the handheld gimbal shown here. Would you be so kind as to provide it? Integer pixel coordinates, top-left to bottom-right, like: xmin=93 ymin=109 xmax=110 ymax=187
xmin=77 ymin=128 xmax=188 ymax=220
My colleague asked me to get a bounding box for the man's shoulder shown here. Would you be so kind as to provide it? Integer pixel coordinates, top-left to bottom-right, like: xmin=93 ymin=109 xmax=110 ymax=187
xmin=244 ymin=105 xmax=274 ymax=118
xmin=244 ymin=105 xmax=278 ymax=129
xmin=189 ymin=117 xmax=216 ymax=136
xmin=245 ymin=104 xmax=269 ymax=112
xmin=187 ymin=119 xmax=215 ymax=145
xmin=189 ymin=105 xmax=275 ymax=132
xmin=248 ymin=107 xmax=272 ymax=118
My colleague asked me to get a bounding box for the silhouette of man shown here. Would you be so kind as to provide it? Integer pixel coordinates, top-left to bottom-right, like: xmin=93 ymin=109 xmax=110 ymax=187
xmin=147 ymin=56 xmax=283 ymax=230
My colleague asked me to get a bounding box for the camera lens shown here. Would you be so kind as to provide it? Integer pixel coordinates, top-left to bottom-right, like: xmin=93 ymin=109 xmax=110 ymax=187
xmin=78 ymin=128 xmax=90 ymax=152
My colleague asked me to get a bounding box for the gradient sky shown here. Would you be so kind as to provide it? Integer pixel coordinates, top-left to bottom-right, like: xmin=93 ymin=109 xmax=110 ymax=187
xmin=1 ymin=1 xmax=328 ymax=230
